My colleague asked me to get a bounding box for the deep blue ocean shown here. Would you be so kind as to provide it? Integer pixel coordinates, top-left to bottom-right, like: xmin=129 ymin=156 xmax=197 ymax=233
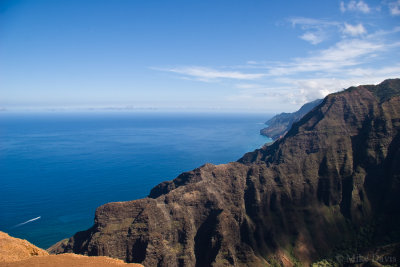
xmin=0 ymin=112 xmax=271 ymax=249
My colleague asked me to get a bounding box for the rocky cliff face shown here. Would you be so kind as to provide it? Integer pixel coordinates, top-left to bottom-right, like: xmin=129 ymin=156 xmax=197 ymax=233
xmin=260 ymin=99 xmax=323 ymax=140
xmin=50 ymin=79 xmax=400 ymax=266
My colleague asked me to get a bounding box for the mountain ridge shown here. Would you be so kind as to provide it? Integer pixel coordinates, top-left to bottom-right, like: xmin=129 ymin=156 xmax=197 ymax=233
xmin=50 ymin=79 xmax=400 ymax=266
xmin=260 ymin=98 xmax=323 ymax=140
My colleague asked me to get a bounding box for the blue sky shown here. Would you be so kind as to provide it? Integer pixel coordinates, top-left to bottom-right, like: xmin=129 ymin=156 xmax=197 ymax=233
xmin=1 ymin=0 xmax=399 ymax=112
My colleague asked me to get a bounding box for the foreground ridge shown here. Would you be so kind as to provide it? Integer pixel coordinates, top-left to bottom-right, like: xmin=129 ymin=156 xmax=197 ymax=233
xmin=0 ymin=231 xmax=143 ymax=267
xmin=50 ymin=79 xmax=400 ymax=266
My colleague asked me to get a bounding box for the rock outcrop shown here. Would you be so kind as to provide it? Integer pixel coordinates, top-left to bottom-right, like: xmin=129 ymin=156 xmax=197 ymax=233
xmin=50 ymin=79 xmax=400 ymax=266
xmin=0 ymin=231 xmax=143 ymax=267
xmin=260 ymin=98 xmax=323 ymax=139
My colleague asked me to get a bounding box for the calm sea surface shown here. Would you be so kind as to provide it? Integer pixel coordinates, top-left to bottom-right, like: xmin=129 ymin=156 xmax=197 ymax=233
xmin=0 ymin=112 xmax=271 ymax=248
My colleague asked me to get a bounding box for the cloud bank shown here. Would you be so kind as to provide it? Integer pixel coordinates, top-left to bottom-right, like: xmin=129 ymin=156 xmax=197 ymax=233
xmin=153 ymin=1 xmax=399 ymax=111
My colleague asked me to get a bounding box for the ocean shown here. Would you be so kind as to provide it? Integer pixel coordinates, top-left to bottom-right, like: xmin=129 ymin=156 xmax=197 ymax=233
xmin=0 ymin=112 xmax=271 ymax=249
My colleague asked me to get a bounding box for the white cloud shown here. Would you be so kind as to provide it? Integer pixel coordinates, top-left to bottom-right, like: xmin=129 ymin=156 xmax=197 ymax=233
xmin=226 ymin=86 xmax=304 ymax=110
xmin=343 ymin=65 xmax=400 ymax=77
xmin=292 ymin=78 xmax=343 ymax=101
xmin=340 ymin=2 xmax=346 ymax=12
xmin=290 ymin=17 xmax=328 ymax=27
xmin=267 ymin=39 xmax=386 ymax=76
xmin=341 ymin=0 xmax=371 ymax=13
xmin=154 ymin=66 xmax=266 ymax=81
xmin=342 ymin=23 xmax=367 ymax=36
xmin=229 ymin=67 xmax=400 ymax=110
xmin=290 ymin=18 xmax=372 ymax=44
xmin=237 ymin=34 xmax=398 ymax=107
xmin=300 ymin=32 xmax=324 ymax=44
xmin=152 ymin=16 xmax=399 ymax=111
xmin=155 ymin=33 xmax=398 ymax=110
xmin=289 ymin=17 xmax=371 ymax=44
xmin=288 ymin=17 xmax=339 ymax=44
xmin=289 ymin=17 xmax=339 ymax=29
xmin=389 ymin=0 xmax=400 ymax=15
xmin=285 ymin=76 xmax=396 ymax=102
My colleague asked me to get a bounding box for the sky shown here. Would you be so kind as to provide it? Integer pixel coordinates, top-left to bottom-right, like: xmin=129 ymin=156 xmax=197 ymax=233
xmin=0 ymin=0 xmax=399 ymax=113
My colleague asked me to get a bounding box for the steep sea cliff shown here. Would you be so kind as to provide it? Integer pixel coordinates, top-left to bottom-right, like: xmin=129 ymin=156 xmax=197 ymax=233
xmin=50 ymin=79 xmax=400 ymax=266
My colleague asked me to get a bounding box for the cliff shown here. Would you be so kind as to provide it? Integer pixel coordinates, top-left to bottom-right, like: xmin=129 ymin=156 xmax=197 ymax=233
xmin=49 ymin=79 xmax=400 ymax=266
xmin=0 ymin=231 xmax=143 ymax=267
xmin=260 ymin=99 xmax=323 ymax=140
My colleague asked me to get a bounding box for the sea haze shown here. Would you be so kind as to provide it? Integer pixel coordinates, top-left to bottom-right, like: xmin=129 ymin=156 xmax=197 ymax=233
xmin=0 ymin=112 xmax=271 ymax=249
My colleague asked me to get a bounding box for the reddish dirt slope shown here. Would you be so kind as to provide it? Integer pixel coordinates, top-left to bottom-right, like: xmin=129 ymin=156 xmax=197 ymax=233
xmin=0 ymin=231 xmax=143 ymax=267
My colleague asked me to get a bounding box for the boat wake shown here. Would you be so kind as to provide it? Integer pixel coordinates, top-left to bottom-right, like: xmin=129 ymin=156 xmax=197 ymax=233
xmin=12 ymin=216 xmax=41 ymax=228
